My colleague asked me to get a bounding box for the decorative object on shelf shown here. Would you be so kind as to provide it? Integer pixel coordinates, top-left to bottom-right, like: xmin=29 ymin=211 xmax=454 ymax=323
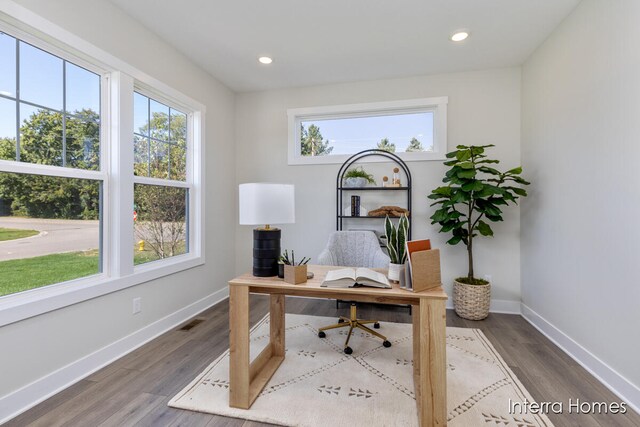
xmin=429 ymin=144 xmax=530 ymax=320
xmin=239 ymin=183 xmax=295 ymax=277
xmin=368 ymin=205 xmax=410 ymax=217
xmin=384 ymin=214 xmax=409 ymax=282
xmin=344 ymin=205 xmax=368 ymax=217
xmin=382 ymin=176 xmax=389 ymax=187
xmin=343 ymin=166 xmax=375 ymax=187
xmin=336 ymin=149 xmax=412 ymax=244
xmin=281 ymin=249 xmax=310 ymax=285
xmin=391 ymin=167 xmax=401 ymax=187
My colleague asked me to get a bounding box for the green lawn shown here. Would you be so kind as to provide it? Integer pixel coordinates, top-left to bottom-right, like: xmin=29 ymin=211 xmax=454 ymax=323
xmin=0 ymin=227 xmax=39 ymax=241
xmin=0 ymin=243 xmax=187 ymax=296
xmin=0 ymin=250 xmax=100 ymax=296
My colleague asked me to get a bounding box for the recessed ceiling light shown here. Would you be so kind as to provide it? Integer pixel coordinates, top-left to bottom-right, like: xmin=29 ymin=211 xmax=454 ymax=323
xmin=451 ymin=31 xmax=469 ymax=42
xmin=258 ymin=56 xmax=273 ymax=64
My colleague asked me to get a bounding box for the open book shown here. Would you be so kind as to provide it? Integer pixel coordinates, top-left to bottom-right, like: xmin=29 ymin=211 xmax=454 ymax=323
xmin=321 ymin=267 xmax=391 ymax=288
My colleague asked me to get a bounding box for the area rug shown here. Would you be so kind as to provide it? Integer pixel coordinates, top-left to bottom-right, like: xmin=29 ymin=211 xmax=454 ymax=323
xmin=169 ymin=314 xmax=553 ymax=427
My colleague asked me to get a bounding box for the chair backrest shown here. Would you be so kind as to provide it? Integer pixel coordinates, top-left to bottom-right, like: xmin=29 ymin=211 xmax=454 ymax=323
xmin=317 ymin=231 xmax=390 ymax=268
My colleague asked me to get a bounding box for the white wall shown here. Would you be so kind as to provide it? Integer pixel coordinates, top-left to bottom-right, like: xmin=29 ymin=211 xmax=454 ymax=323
xmin=522 ymin=0 xmax=640 ymax=405
xmin=235 ymin=68 xmax=523 ymax=308
xmin=0 ymin=0 xmax=235 ymax=417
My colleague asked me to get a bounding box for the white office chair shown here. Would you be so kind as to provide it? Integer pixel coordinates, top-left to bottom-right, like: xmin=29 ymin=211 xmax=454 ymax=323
xmin=317 ymin=231 xmax=391 ymax=354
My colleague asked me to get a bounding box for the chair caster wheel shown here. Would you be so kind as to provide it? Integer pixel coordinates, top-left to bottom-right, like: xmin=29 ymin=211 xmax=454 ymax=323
xmin=383 ymin=340 xmax=391 ymax=348
xmin=318 ymin=331 xmax=326 ymax=338
xmin=373 ymin=322 xmax=380 ymax=329
xmin=338 ymin=318 xmax=345 ymax=323
xmin=344 ymin=346 xmax=353 ymax=355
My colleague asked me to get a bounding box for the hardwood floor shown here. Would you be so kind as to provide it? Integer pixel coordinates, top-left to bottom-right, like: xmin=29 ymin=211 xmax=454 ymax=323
xmin=7 ymin=296 xmax=639 ymax=427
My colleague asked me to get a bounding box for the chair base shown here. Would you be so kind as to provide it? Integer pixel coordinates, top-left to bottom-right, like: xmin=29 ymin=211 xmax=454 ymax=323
xmin=318 ymin=303 xmax=391 ymax=354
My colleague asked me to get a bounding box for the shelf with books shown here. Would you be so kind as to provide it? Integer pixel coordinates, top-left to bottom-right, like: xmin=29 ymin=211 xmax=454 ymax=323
xmin=336 ymin=149 xmax=412 ymax=240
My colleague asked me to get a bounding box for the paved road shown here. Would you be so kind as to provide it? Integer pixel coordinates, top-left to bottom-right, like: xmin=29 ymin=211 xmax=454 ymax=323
xmin=0 ymin=217 xmax=99 ymax=262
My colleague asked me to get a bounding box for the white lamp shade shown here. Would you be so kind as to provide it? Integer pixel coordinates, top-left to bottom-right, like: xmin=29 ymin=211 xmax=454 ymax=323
xmin=239 ymin=183 xmax=295 ymax=225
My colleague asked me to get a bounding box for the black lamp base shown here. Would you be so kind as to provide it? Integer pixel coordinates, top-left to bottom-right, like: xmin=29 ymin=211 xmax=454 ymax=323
xmin=252 ymin=229 xmax=280 ymax=277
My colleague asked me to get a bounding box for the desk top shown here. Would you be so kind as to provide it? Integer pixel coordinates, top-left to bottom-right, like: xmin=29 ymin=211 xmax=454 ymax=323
xmin=229 ymin=264 xmax=448 ymax=302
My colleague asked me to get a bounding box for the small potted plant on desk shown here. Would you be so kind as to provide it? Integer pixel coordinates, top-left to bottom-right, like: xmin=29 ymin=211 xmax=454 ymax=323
xmin=384 ymin=214 xmax=409 ymax=282
xmin=428 ymin=144 xmax=529 ymax=320
xmin=343 ymin=166 xmax=376 ymax=188
xmin=280 ymin=250 xmax=310 ymax=285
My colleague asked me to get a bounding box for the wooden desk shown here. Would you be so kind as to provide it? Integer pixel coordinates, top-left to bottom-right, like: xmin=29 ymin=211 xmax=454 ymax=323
xmin=228 ymin=265 xmax=448 ymax=427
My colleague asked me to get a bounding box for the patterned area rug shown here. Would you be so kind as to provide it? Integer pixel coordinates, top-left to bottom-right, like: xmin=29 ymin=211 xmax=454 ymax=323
xmin=169 ymin=314 xmax=553 ymax=427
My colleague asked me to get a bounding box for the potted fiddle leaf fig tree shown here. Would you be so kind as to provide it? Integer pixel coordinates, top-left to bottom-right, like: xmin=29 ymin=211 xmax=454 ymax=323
xmin=429 ymin=145 xmax=529 ymax=320
xmin=384 ymin=214 xmax=409 ymax=282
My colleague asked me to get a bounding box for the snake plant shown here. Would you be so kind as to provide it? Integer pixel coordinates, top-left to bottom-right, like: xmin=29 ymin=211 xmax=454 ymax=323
xmin=384 ymin=214 xmax=409 ymax=264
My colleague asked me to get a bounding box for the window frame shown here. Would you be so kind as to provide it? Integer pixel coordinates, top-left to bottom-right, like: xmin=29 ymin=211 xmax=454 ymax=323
xmin=287 ymin=97 xmax=448 ymax=165
xmin=0 ymin=13 xmax=206 ymax=327
xmin=131 ymin=88 xmax=194 ymax=269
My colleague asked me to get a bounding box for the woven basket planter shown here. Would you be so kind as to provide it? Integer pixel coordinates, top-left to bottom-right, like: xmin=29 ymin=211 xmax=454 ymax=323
xmin=453 ymin=279 xmax=491 ymax=320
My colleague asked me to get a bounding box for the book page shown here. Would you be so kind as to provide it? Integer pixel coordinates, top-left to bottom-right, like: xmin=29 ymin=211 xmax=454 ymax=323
xmin=324 ymin=268 xmax=356 ymax=282
xmin=322 ymin=268 xmax=357 ymax=287
xmin=355 ymin=268 xmax=391 ymax=288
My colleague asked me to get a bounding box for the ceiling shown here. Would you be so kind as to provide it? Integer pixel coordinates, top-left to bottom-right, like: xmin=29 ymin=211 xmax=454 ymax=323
xmin=108 ymin=0 xmax=580 ymax=93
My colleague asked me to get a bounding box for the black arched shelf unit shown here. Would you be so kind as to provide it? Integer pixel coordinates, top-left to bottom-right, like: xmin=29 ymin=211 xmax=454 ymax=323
xmin=336 ymin=149 xmax=412 ymax=240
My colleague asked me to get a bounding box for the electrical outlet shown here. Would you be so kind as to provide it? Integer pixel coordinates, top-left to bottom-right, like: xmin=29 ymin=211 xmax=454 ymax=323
xmin=484 ymin=275 xmax=492 ymax=283
xmin=133 ymin=297 xmax=142 ymax=314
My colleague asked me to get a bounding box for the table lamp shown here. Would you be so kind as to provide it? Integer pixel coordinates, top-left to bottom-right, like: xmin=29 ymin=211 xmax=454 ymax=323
xmin=239 ymin=183 xmax=295 ymax=277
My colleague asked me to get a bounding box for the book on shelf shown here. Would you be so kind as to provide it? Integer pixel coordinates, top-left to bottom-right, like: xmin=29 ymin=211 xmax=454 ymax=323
xmin=350 ymin=195 xmax=361 ymax=216
xmin=321 ymin=267 xmax=391 ymax=288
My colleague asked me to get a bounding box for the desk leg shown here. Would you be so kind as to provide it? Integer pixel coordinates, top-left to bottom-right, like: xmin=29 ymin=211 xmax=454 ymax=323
xmin=415 ymin=298 xmax=447 ymax=426
xmin=270 ymin=294 xmax=285 ymax=356
xmin=229 ymin=285 xmax=250 ymax=409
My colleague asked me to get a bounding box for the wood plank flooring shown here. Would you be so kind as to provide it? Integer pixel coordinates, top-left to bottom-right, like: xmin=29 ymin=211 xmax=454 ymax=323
xmin=6 ymin=296 xmax=639 ymax=427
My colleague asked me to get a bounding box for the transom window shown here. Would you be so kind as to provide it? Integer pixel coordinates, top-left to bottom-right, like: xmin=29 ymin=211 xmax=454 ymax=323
xmin=288 ymin=97 xmax=448 ymax=165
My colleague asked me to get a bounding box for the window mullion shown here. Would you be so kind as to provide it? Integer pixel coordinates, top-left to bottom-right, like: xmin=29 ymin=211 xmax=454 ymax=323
xmin=108 ymin=71 xmax=135 ymax=277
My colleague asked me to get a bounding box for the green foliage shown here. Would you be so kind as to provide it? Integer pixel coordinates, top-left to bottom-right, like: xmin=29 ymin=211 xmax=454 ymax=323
xmin=406 ymin=137 xmax=424 ymax=152
xmin=377 ymin=138 xmax=396 ymax=153
xmin=344 ymin=166 xmax=375 ymax=184
xmin=0 ymin=172 xmax=100 ymax=219
xmin=134 ymin=111 xmax=187 ymax=180
xmin=300 ymin=124 xmax=333 ymax=156
xmin=384 ymin=214 xmax=409 ymax=264
xmin=0 ymin=108 xmax=101 ymax=219
xmin=428 ymin=145 xmax=530 ymax=281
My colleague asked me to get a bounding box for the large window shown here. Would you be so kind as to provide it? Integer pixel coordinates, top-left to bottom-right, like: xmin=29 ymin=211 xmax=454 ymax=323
xmin=287 ymin=97 xmax=448 ymax=165
xmin=0 ymin=23 xmax=204 ymax=323
xmin=133 ymin=92 xmax=189 ymax=265
xmin=0 ymin=31 xmax=104 ymax=297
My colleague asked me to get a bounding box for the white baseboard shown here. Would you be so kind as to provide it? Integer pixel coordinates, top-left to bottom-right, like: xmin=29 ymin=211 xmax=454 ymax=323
xmin=0 ymin=287 xmax=230 ymax=424
xmin=521 ymin=303 xmax=640 ymax=415
xmin=445 ymin=298 xmax=521 ymax=315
